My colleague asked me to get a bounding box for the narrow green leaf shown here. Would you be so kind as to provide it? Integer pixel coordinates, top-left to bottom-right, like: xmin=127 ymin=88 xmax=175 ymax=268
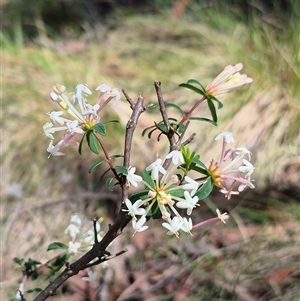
xmin=13 ymin=257 xmax=24 ymax=265
xmin=115 ymin=165 xmax=128 ymax=175
xmin=147 ymin=103 xmax=158 ymax=109
xmin=192 ymin=157 xmax=208 ymax=170
xmin=194 ymin=178 xmax=214 ymax=200
xmin=104 ymin=119 xmax=120 ymax=124
xmin=27 ymin=288 xmax=43 ymax=293
xmin=129 ymin=189 xmax=149 ymax=203
xmin=106 ymin=177 xmax=115 ymax=187
xmin=207 ymin=98 xmax=218 ymax=123
xmin=47 ymin=242 xmax=68 ymax=251
xmin=179 ymin=83 xmax=205 ymax=96
xmin=186 ymin=79 xmax=206 ymax=91
xmin=165 ymin=102 xmax=184 ymax=114
xmin=209 ymin=95 xmax=224 ymax=109
xmin=78 ymin=133 xmax=86 ymax=155
xmin=92 ymin=123 xmax=106 ymax=136
xmin=51 ymin=253 xmax=71 ymax=267
xmin=89 ymin=159 xmax=106 ymax=173
xmin=142 ymin=170 xmax=156 ymax=189
xmin=169 ymin=188 xmax=185 ymax=198
xmin=86 ymin=131 xmax=100 ymax=154
xmin=189 ymin=117 xmax=217 ymax=126
xmin=147 ymin=128 xmax=157 ymax=139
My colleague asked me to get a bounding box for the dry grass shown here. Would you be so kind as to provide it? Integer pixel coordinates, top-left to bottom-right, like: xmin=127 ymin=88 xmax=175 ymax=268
xmin=1 ymin=5 xmax=299 ymax=301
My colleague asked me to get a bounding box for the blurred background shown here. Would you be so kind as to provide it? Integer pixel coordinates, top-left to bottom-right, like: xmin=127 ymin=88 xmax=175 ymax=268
xmin=1 ymin=0 xmax=299 ymax=300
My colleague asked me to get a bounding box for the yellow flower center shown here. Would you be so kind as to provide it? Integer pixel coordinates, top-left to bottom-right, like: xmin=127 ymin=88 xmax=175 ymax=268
xmin=208 ymin=160 xmax=224 ymax=187
xmin=82 ymin=119 xmax=96 ymax=131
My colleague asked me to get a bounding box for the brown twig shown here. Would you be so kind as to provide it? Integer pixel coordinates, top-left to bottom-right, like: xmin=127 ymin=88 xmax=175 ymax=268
xmin=33 ymin=95 xmax=146 ymax=301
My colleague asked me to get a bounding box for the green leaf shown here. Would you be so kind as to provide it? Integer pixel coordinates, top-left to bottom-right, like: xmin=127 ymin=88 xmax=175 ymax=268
xmin=27 ymin=288 xmax=43 ymax=293
xmin=192 ymin=157 xmax=208 ymax=171
xmin=142 ymin=125 xmax=156 ymax=137
xmin=30 ymin=270 xmax=40 ymax=281
xmin=106 ymin=177 xmax=115 ymax=187
xmin=148 ymin=202 xmax=162 ymax=219
xmin=207 ymin=98 xmax=218 ymax=123
xmin=155 ymin=122 xmax=167 ymax=133
xmin=209 ymin=94 xmax=224 ymax=109
xmin=169 ymin=188 xmax=185 ymax=198
xmin=186 ymin=79 xmax=206 ymax=91
xmin=86 ymin=131 xmax=100 ymax=154
xmin=179 ymin=83 xmax=205 ymax=96
xmin=104 ymin=119 xmax=120 ymax=124
xmin=189 ymin=117 xmax=217 ymax=126
xmin=194 ymin=178 xmax=214 ymax=200
xmin=78 ymin=132 xmax=86 ymax=155
xmin=47 ymin=242 xmax=68 ymax=251
xmin=129 ymin=189 xmax=149 ymax=203
xmin=51 ymin=253 xmax=71 ymax=268
xmin=92 ymin=123 xmax=106 ymax=136
xmin=115 ymin=165 xmax=128 ymax=175
xmin=89 ymin=159 xmax=106 ymax=173
xmin=165 ymin=102 xmax=184 ymax=114
xmin=147 ymin=103 xmax=158 ymax=109
xmin=142 ymin=170 xmax=156 ymax=189
xmin=13 ymin=257 xmax=24 ymax=265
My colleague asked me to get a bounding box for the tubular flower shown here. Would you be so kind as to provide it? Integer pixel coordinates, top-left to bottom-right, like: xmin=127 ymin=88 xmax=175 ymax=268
xmin=208 ymin=132 xmax=255 ymax=199
xmin=206 ymin=63 xmax=253 ymax=97
xmin=123 ymin=150 xmax=205 ymax=237
xmin=64 ymin=214 xmax=103 ymax=255
xmin=43 ymin=83 xmax=120 ymax=157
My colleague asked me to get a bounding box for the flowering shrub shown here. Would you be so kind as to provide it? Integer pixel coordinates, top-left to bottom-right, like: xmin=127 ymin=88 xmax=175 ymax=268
xmin=13 ymin=64 xmax=254 ymax=301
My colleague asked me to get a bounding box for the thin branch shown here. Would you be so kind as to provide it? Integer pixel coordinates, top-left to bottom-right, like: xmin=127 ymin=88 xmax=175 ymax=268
xmin=154 ymin=81 xmax=177 ymax=151
xmin=33 ymin=96 xmax=146 ymax=301
xmin=122 ymin=89 xmax=135 ymax=109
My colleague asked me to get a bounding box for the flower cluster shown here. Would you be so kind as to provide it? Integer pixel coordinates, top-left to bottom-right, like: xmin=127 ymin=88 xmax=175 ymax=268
xmin=64 ymin=214 xmax=102 ymax=255
xmin=206 ymin=63 xmax=253 ymax=97
xmin=209 ymin=131 xmax=255 ymax=199
xmin=123 ymin=132 xmax=255 ymax=236
xmin=43 ymin=83 xmax=120 ymax=157
xmin=123 ymin=150 xmax=213 ymax=237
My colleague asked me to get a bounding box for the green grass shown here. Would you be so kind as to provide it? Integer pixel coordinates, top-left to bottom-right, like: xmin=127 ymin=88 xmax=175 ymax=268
xmin=1 ymin=3 xmax=299 ymax=300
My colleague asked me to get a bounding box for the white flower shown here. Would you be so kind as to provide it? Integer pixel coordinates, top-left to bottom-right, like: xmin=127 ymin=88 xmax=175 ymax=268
xmin=215 ymin=132 xmax=234 ymax=143
xmin=181 ymin=217 xmax=193 ymax=234
xmin=82 ymin=270 xmax=97 ymax=282
xmin=47 ymin=111 xmax=67 ymax=125
xmin=238 ymin=180 xmax=255 ymax=192
xmin=146 ymin=158 xmax=166 ymax=180
xmin=123 ymin=199 xmax=145 ymax=218
xmin=182 ymin=176 xmax=199 ymax=196
xmin=96 ymin=83 xmax=111 ymax=93
xmin=162 ymin=216 xmax=183 ymax=237
xmin=108 ymin=88 xmax=121 ymax=101
xmin=166 ymin=150 xmax=184 ymax=166
xmin=232 ymin=146 xmax=252 ymax=160
xmin=68 ymin=241 xmax=81 ymax=254
xmin=82 ymin=103 xmax=100 ymax=117
xmin=206 ymin=63 xmax=253 ymax=97
xmin=132 ymin=215 xmax=148 ymax=235
xmin=239 ymin=159 xmax=254 ymax=177
xmin=216 ymin=208 xmax=229 ymax=224
xmin=70 ymin=214 xmax=83 ymax=227
xmin=65 ymin=224 xmax=80 ymax=239
xmin=43 ymin=122 xmax=55 ymax=139
xmin=176 ymin=191 xmax=199 ymax=215
xmin=75 ymin=84 xmax=92 ymax=99
xmin=83 ymin=229 xmax=102 ymax=245
xmin=47 ymin=140 xmax=65 ymax=157
xmin=127 ymin=166 xmax=143 ymax=187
